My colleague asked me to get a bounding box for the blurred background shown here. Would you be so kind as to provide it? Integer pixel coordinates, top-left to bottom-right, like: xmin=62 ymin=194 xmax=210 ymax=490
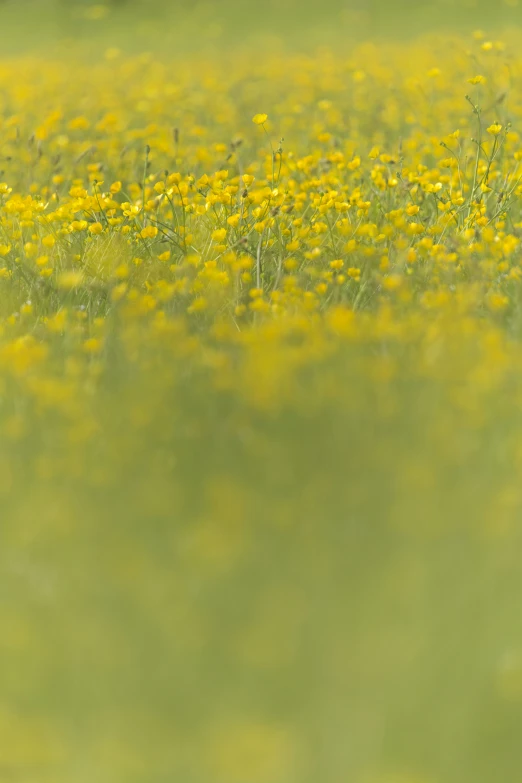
xmin=0 ymin=0 xmax=522 ymax=53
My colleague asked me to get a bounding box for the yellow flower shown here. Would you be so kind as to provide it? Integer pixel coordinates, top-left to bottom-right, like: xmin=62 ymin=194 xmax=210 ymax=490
xmin=227 ymin=214 xmax=241 ymax=227
xmin=383 ymin=274 xmax=402 ymax=290
xmin=57 ymin=271 xmax=84 ymax=289
xmin=187 ymin=296 xmax=208 ymax=313
xmin=487 ymin=292 xmax=509 ymax=310
xmin=111 ymin=282 xmax=127 ymax=302
xmin=69 ymin=220 xmax=88 ymax=232
xmin=140 ymin=226 xmax=158 ymax=239
xmin=83 ymin=337 xmax=104 ymax=353
xmin=487 ymin=123 xmax=503 ymax=135
xmin=211 ymin=228 xmax=227 ymax=243
xmin=252 ymin=113 xmax=268 ymax=125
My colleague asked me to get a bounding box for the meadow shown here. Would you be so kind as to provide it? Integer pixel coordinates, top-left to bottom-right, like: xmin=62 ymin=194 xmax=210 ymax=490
xmin=2 ymin=0 xmax=522 ymax=781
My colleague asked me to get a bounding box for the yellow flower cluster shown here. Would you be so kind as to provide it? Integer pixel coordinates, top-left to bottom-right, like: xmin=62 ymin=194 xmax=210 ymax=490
xmin=2 ymin=29 xmax=522 ymax=783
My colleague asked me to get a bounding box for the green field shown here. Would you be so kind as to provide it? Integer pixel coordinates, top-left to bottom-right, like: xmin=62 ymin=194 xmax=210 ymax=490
xmin=0 ymin=0 xmax=522 ymax=781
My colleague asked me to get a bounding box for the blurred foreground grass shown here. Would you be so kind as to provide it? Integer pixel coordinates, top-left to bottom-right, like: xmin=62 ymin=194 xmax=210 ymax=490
xmin=1 ymin=1 xmax=522 ymax=782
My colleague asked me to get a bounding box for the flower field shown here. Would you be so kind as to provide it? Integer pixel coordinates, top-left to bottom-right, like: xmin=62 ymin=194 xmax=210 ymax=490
xmin=2 ymin=1 xmax=522 ymax=781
